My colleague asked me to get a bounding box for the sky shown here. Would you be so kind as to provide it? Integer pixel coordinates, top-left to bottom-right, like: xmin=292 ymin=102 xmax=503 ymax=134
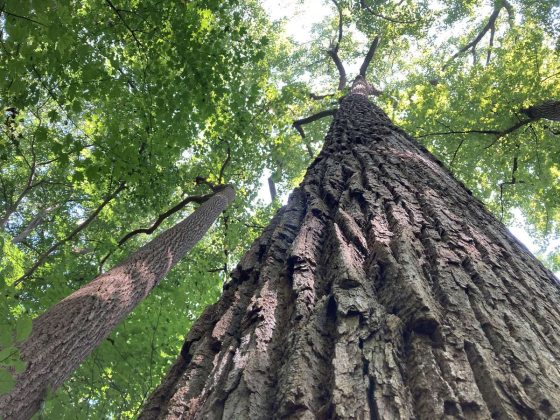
xmin=258 ymin=0 xmax=559 ymax=278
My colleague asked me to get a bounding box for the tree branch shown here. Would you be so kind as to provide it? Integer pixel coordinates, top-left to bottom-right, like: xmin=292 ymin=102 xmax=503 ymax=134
xmin=0 ymin=143 xmax=39 ymax=229
xmin=423 ymin=100 xmax=559 ymax=145
xmin=328 ymin=0 xmax=347 ymax=90
xmin=444 ymin=1 xmax=511 ymax=68
xmin=417 ymin=129 xmax=501 ymax=138
xmin=327 ymin=51 xmax=347 ymax=91
xmin=521 ymin=100 xmax=560 ymax=121
xmin=293 ymin=109 xmax=338 ymax=138
xmin=359 ymin=36 xmax=380 ymax=78
xmin=0 ymin=7 xmax=48 ymax=27
xmin=218 ymin=146 xmax=231 ymax=184
xmin=105 ymin=0 xmax=143 ymax=48
xmin=486 ymin=23 xmax=495 ymax=65
xmin=117 ymin=190 xmax=217 ymax=246
xmin=14 ymin=182 xmax=126 ymax=285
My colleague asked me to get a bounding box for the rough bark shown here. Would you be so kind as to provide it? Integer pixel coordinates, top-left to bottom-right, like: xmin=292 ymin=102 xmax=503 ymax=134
xmin=0 ymin=186 xmax=235 ymax=420
xmin=141 ymin=86 xmax=560 ymax=419
xmin=521 ymin=100 xmax=560 ymax=121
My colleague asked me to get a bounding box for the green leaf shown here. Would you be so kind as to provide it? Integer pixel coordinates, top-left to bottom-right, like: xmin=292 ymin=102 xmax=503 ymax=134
xmin=0 ymin=347 xmax=17 ymax=364
xmin=0 ymin=368 xmax=15 ymax=394
xmin=0 ymin=328 xmax=12 ymax=348
xmin=15 ymin=318 xmax=32 ymax=343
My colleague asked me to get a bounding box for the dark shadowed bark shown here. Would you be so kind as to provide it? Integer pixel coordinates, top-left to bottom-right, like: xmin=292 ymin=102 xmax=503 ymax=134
xmin=0 ymin=186 xmax=235 ymax=420
xmin=522 ymin=100 xmax=560 ymax=121
xmin=140 ymin=79 xmax=560 ymax=419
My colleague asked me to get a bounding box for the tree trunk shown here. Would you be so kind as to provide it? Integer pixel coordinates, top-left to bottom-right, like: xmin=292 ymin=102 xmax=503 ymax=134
xmin=268 ymin=176 xmax=278 ymax=201
xmin=0 ymin=186 xmax=235 ymax=420
xmin=11 ymin=205 xmax=59 ymax=245
xmin=140 ymin=84 xmax=560 ymax=419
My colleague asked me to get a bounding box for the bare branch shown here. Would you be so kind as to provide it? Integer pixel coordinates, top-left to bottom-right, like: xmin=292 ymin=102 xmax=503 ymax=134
xmin=359 ymin=36 xmax=380 ymax=77
xmin=327 ymin=50 xmax=347 ymax=91
xmin=117 ymin=190 xmax=216 ymax=246
xmin=293 ymin=109 xmax=338 ymax=139
xmin=331 ymin=0 xmax=343 ymax=53
xmin=419 ymin=116 xmax=535 ymax=150
xmin=309 ymin=92 xmax=336 ymax=100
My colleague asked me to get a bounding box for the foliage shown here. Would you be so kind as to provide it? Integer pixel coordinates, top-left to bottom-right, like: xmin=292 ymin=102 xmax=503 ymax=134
xmin=0 ymin=0 xmax=558 ymax=417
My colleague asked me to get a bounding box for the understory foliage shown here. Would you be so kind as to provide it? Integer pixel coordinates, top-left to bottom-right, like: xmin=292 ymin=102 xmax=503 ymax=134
xmin=0 ymin=0 xmax=558 ymax=417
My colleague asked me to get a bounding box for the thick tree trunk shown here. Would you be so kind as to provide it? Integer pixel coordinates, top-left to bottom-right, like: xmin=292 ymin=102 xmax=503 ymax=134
xmin=140 ymin=86 xmax=560 ymax=419
xmin=0 ymin=186 xmax=235 ymax=420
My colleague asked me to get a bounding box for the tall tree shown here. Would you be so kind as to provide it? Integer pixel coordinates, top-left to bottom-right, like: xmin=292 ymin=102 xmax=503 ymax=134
xmin=0 ymin=186 xmax=235 ymax=419
xmin=1 ymin=0 xmax=559 ymax=416
xmin=139 ymin=75 xmax=560 ymax=420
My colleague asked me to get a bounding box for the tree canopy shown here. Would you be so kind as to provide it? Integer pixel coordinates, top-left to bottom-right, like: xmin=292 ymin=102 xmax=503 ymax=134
xmin=0 ymin=0 xmax=558 ymax=416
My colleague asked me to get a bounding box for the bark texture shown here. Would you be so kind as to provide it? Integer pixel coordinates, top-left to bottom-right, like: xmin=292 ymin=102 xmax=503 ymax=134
xmin=0 ymin=186 xmax=235 ymax=420
xmin=522 ymin=100 xmax=560 ymax=121
xmin=141 ymin=89 xmax=560 ymax=419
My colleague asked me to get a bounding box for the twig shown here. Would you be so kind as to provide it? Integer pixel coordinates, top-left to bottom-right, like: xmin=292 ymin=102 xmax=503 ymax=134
xmin=417 ymin=129 xmax=500 ymax=138
xmin=499 ymin=155 xmax=522 ymax=221
xmin=293 ymin=109 xmax=338 ymax=138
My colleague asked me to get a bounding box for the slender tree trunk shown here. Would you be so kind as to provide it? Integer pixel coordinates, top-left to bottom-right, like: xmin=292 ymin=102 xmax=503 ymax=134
xmin=0 ymin=186 xmax=235 ymax=420
xmin=11 ymin=205 xmax=58 ymax=245
xmin=268 ymin=176 xmax=277 ymax=201
xmin=141 ymin=84 xmax=560 ymax=419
